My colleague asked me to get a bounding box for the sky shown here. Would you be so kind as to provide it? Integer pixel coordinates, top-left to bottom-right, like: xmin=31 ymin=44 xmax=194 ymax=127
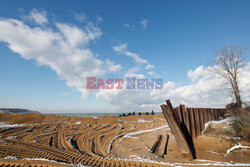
xmin=0 ymin=0 xmax=249 ymax=113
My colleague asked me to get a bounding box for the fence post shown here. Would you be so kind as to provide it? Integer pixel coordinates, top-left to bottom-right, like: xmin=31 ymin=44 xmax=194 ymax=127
xmin=185 ymin=107 xmax=191 ymax=137
xmin=194 ymin=108 xmax=201 ymax=136
xmin=180 ymin=105 xmax=186 ymax=125
xmin=162 ymin=134 xmax=170 ymax=158
xmin=211 ymin=109 xmax=215 ymax=121
xmin=151 ymin=135 xmax=163 ymax=154
xmin=189 ymin=108 xmax=197 ymax=138
xmin=177 ymin=106 xmax=183 ymax=123
xmin=199 ymin=108 xmax=204 ymax=132
xmin=203 ymin=108 xmax=207 ymax=124
xmin=161 ymin=101 xmax=194 ymax=160
xmin=214 ymin=109 xmax=218 ymax=120
xmin=207 ymin=108 xmax=212 ymax=122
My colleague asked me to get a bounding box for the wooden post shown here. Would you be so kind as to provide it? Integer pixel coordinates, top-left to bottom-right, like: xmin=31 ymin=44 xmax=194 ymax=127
xmin=189 ymin=108 xmax=197 ymax=138
xmin=161 ymin=100 xmax=194 ymax=160
xmin=185 ymin=108 xmax=191 ymax=137
xmin=199 ymin=108 xmax=204 ymax=132
xmin=162 ymin=134 xmax=170 ymax=158
xmin=173 ymin=108 xmax=179 ymax=123
xmin=218 ymin=109 xmax=222 ymax=118
xmin=203 ymin=108 xmax=207 ymax=124
xmin=194 ymin=108 xmax=201 ymax=136
xmin=177 ymin=107 xmax=183 ymax=123
xmin=207 ymin=108 xmax=211 ymax=122
xmin=214 ymin=109 xmax=218 ymax=120
xmin=180 ymin=105 xmax=186 ymax=125
xmin=211 ymin=109 xmax=215 ymax=121
xmin=151 ymin=135 xmax=163 ymax=154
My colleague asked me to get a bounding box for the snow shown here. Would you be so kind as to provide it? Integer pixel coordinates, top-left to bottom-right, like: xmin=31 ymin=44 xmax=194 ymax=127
xmin=108 ymin=134 xmax=124 ymax=153
xmin=136 ymin=119 xmax=153 ymax=123
xmin=123 ymin=124 xmax=169 ymax=138
xmin=0 ymin=122 xmax=41 ymax=129
xmin=204 ymin=117 xmax=234 ymax=130
xmin=107 ymin=155 xmax=250 ymax=167
xmin=2 ymin=156 xmax=89 ymax=166
xmin=75 ymin=121 xmax=82 ymax=125
xmin=224 ymin=144 xmax=250 ymax=156
xmin=0 ymin=122 xmax=26 ymax=128
xmin=205 ymin=150 xmax=220 ymax=155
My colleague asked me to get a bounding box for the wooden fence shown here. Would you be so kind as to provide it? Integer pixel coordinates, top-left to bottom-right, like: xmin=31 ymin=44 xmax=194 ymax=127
xmin=161 ymin=100 xmax=227 ymax=160
xmin=173 ymin=105 xmax=227 ymax=138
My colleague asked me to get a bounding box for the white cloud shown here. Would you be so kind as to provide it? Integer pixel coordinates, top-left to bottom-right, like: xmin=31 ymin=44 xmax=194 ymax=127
xmin=147 ymin=71 xmax=155 ymax=75
xmin=187 ymin=66 xmax=206 ymax=83
xmin=1 ymin=9 xmax=249 ymax=113
xmin=73 ymin=12 xmax=87 ymax=23
xmin=97 ymin=17 xmax=103 ymax=24
xmin=146 ymin=64 xmax=155 ymax=69
xmin=0 ymin=13 xmax=121 ymax=99
xmin=113 ymin=43 xmax=148 ymax=64
xmin=140 ymin=19 xmax=148 ymax=29
xmin=97 ymin=64 xmax=250 ymax=112
xmin=123 ymin=24 xmax=130 ymax=28
xmin=123 ymin=23 xmax=134 ymax=29
xmin=27 ymin=9 xmax=48 ymax=25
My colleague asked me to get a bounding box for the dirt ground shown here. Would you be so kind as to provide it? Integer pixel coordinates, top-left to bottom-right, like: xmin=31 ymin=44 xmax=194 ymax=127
xmin=0 ymin=113 xmax=249 ymax=167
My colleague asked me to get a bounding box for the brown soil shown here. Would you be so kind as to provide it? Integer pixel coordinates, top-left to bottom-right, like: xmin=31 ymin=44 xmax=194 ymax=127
xmin=0 ymin=113 xmax=249 ymax=167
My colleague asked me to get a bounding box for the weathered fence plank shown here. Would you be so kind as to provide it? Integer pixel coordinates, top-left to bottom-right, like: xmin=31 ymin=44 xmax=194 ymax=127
xmin=211 ymin=109 xmax=215 ymax=121
xmin=177 ymin=107 xmax=183 ymax=123
xmin=189 ymin=108 xmax=197 ymax=138
xmin=199 ymin=108 xmax=204 ymax=131
xmin=162 ymin=134 xmax=170 ymax=158
xmin=185 ymin=107 xmax=191 ymax=136
xmin=161 ymin=101 xmax=194 ymax=160
xmin=203 ymin=108 xmax=207 ymax=124
xmin=161 ymin=100 xmax=228 ymax=160
xmin=151 ymin=135 xmax=163 ymax=154
xmin=194 ymin=108 xmax=201 ymax=136
xmin=180 ymin=105 xmax=186 ymax=125
xmin=214 ymin=109 xmax=218 ymax=120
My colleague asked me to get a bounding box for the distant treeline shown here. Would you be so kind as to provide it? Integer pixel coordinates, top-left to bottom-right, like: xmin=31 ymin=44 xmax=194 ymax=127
xmin=0 ymin=108 xmax=39 ymax=114
xmin=118 ymin=110 xmax=155 ymax=117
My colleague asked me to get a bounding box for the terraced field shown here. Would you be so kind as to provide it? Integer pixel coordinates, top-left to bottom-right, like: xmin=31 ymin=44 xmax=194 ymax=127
xmin=0 ymin=113 xmax=249 ymax=167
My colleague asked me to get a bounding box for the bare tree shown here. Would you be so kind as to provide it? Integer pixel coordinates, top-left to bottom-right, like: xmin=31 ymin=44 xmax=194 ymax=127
xmin=211 ymin=45 xmax=247 ymax=109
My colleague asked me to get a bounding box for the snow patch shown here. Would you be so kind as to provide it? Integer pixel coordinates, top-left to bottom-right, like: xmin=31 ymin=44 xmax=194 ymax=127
xmin=224 ymin=144 xmax=250 ymax=156
xmin=137 ymin=119 xmax=153 ymax=123
xmin=75 ymin=121 xmax=82 ymax=125
xmin=0 ymin=122 xmax=26 ymax=128
xmin=205 ymin=117 xmax=234 ymax=130
xmin=123 ymin=125 xmax=169 ymax=138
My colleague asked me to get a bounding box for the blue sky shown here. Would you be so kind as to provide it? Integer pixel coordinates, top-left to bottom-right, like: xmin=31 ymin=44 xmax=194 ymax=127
xmin=0 ymin=0 xmax=250 ymax=113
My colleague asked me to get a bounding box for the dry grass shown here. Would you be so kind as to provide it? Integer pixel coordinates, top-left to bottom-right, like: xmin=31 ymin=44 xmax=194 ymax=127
xmin=231 ymin=109 xmax=250 ymax=140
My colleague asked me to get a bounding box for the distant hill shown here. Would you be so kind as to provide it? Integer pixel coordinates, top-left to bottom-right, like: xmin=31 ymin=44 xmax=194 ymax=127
xmin=0 ymin=108 xmax=40 ymax=114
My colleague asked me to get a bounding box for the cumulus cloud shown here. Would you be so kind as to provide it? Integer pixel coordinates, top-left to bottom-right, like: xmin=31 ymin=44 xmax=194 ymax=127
xmin=0 ymin=13 xmax=121 ymax=99
xmin=97 ymin=64 xmax=250 ymax=112
xmin=27 ymin=9 xmax=48 ymax=25
xmin=113 ymin=43 xmax=148 ymax=64
xmin=1 ymin=9 xmax=249 ymax=113
xmin=140 ymin=19 xmax=148 ymax=29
